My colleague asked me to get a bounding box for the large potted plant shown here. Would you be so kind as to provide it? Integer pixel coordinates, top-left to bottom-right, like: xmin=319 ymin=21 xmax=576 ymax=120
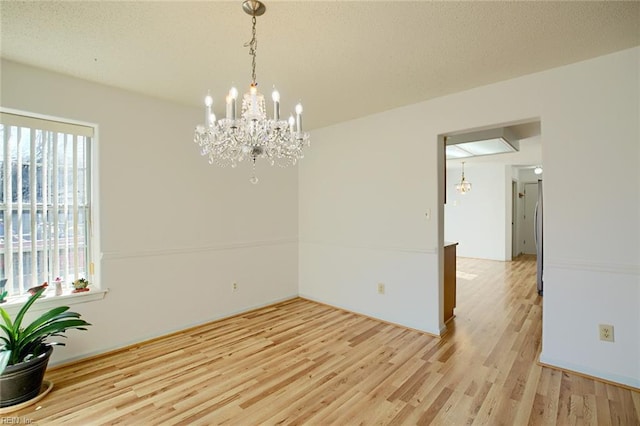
xmin=0 ymin=287 xmax=91 ymax=408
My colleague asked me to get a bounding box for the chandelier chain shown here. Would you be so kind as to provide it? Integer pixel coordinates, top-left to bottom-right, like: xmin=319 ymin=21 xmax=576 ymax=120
xmin=244 ymin=15 xmax=258 ymax=85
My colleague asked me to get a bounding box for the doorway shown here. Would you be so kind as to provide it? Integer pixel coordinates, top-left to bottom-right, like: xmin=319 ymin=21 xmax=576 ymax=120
xmin=521 ymin=182 xmax=539 ymax=255
xmin=440 ymin=120 xmax=542 ymax=328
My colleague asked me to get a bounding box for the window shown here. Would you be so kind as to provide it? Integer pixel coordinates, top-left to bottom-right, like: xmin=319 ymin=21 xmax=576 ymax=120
xmin=0 ymin=110 xmax=96 ymax=298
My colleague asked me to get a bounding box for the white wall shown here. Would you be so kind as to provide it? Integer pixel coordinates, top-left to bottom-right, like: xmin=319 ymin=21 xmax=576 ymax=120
xmin=298 ymin=106 xmax=441 ymax=333
xmin=300 ymin=47 xmax=639 ymax=387
xmin=536 ymin=48 xmax=639 ymax=388
xmin=445 ymin=162 xmax=510 ymax=261
xmin=1 ymin=60 xmax=300 ymax=365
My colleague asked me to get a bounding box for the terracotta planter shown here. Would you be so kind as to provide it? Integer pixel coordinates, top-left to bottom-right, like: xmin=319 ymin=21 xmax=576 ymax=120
xmin=0 ymin=346 xmax=53 ymax=408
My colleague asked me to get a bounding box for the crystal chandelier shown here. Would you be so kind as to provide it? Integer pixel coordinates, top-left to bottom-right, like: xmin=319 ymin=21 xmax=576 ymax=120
xmin=194 ymin=0 xmax=310 ymax=184
xmin=456 ymin=161 xmax=472 ymax=194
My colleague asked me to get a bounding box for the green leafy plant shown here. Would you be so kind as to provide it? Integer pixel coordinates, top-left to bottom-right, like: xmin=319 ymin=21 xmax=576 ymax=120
xmin=0 ymin=287 xmax=91 ymax=374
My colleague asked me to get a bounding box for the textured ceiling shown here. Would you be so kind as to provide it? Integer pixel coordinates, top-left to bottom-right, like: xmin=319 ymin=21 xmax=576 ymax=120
xmin=1 ymin=1 xmax=639 ymax=130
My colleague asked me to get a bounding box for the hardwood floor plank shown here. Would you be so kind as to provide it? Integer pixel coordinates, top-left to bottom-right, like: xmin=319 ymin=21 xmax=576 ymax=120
xmin=417 ymin=386 xmax=454 ymax=425
xmin=8 ymin=255 xmax=638 ymax=424
xmin=513 ymin=360 xmax=543 ymax=425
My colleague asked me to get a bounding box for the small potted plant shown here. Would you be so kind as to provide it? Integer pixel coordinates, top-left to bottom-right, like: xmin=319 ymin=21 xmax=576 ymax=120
xmin=0 ymin=287 xmax=91 ymax=408
xmin=72 ymin=278 xmax=89 ymax=293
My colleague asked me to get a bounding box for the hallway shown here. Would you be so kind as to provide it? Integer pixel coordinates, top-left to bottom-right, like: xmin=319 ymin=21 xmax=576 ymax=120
xmin=452 ymin=255 xmax=638 ymax=425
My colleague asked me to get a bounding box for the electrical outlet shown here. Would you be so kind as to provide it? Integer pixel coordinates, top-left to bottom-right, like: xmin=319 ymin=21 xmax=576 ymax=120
xmin=232 ymin=282 xmax=238 ymax=292
xmin=377 ymin=283 xmax=385 ymax=295
xmin=599 ymin=324 xmax=614 ymax=342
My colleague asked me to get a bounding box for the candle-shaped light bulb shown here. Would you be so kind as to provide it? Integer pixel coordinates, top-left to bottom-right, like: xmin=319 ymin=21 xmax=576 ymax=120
xmin=205 ymin=94 xmax=213 ymax=126
xmin=295 ymin=103 xmax=303 ymax=133
xmin=272 ymin=89 xmax=280 ymax=120
xmin=288 ymin=115 xmax=295 ymax=133
xmin=229 ymin=87 xmax=238 ymax=120
xmin=209 ymin=113 xmax=216 ymax=127
xmin=250 ymin=84 xmax=258 ymax=115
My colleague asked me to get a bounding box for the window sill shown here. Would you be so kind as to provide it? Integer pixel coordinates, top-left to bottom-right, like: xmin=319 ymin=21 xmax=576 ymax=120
xmin=0 ymin=288 xmax=108 ymax=316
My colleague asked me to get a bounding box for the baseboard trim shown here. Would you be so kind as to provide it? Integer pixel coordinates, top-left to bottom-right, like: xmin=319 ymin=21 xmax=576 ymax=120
xmin=50 ymin=295 xmax=442 ymax=371
xmin=537 ymin=353 xmax=640 ymax=391
xmin=47 ymin=295 xmax=299 ymax=371
xmin=298 ymin=296 xmax=442 ymax=338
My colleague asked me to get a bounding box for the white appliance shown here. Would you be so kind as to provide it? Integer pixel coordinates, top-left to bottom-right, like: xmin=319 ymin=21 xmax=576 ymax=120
xmin=535 ymin=179 xmax=543 ymax=295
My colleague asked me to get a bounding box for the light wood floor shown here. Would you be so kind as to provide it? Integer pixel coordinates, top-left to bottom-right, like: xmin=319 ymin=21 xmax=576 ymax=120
xmin=10 ymin=256 xmax=640 ymax=425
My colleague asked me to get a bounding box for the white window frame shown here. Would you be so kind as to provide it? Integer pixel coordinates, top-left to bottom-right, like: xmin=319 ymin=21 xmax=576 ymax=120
xmin=0 ymin=107 xmax=103 ymax=310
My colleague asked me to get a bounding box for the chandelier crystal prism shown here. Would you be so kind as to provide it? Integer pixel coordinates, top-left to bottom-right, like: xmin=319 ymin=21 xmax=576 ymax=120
xmin=194 ymin=0 xmax=310 ymax=184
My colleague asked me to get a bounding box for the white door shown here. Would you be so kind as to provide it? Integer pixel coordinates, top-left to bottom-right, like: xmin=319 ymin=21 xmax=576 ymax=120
xmin=521 ymin=182 xmax=538 ymax=255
